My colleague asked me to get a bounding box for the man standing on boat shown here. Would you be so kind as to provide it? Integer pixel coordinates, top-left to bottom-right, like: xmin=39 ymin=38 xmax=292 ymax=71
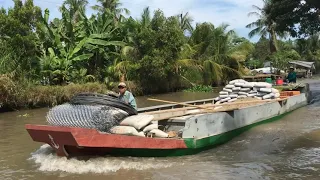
xmin=118 ymin=82 xmax=138 ymax=110
xmin=286 ymin=67 xmax=297 ymax=83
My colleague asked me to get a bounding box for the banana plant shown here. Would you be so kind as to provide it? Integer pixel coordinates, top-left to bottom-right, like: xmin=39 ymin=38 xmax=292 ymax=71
xmin=78 ymin=10 xmax=126 ymax=78
xmin=39 ymin=36 xmax=94 ymax=84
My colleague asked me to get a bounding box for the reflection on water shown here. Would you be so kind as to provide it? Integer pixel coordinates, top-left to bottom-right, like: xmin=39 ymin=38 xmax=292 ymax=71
xmin=0 ymin=91 xmax=320 ymax=179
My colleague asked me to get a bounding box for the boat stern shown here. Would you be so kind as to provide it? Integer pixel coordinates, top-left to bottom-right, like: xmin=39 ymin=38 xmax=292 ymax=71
xmin=25 ymin=124 xmax=80 ymax=156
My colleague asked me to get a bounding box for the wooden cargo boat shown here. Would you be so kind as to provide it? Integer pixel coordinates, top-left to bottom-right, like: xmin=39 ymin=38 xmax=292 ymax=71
xmin=25 ymin=91 xmax=307 ymax=157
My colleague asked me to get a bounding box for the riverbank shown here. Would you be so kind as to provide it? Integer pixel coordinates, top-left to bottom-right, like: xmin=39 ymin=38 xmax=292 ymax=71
xmin=0 ymin=75 xmax=218 ymax=112
xmin=1 ymin=74 xmax=319 ymax=112
xmin=0 ymin=75 xmax=109 ymax=112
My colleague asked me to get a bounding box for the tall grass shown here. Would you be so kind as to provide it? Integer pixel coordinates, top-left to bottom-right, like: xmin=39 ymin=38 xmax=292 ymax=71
xmin=0 ymin=74 xmax=110 ymax=111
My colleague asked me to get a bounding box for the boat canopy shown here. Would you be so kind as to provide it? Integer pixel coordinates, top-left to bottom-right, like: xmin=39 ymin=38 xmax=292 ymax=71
xmin=289 ymin=61 xmax=316 ymax=70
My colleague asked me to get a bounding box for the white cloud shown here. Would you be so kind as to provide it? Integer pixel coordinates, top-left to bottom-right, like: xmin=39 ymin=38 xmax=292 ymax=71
xmin=120 ymin=0 xmax=264 ymax=41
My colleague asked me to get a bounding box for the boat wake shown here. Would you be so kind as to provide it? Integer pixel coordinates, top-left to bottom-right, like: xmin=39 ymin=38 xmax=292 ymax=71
xmin=309 ymin=95 xmax=320 ymax=107
xmin=287 ymin=147 xmax=320 ymax=172
xmin=28 ymin=145 xmax=176 ymax=174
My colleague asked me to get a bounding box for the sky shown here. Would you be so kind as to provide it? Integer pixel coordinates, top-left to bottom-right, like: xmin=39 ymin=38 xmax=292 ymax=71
xmin=0 ymin=0 xmax=264 ymax=42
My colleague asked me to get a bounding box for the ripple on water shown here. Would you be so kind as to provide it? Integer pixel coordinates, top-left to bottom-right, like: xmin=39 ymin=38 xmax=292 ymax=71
xmin=288 ymin=147 xmax=320 ymax=171
xmin=28 ymin=145 xmax=179 ymax=174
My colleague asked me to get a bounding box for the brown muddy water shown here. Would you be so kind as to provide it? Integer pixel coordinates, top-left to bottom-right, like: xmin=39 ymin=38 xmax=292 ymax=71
xmin=1 ymin=91 xmax=320 ymax=180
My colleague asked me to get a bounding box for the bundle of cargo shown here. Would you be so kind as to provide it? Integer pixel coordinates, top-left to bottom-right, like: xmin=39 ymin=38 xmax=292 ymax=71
xmin=46 ymin=92 xmax=172 ymax=138
xmin=46 ymin=93 xmax=137 ymax=132
xmin=214 ymin=79 xmax=280 ymax=104
xmin=110 ymin=114 xmax=172 ymax=138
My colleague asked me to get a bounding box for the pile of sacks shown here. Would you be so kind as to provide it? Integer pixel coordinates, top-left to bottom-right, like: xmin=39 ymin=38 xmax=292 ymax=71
xmin=109 ymin=114 xmax=170 ymax=138
xmin=214 ymin=79 xmax=280 ymax=104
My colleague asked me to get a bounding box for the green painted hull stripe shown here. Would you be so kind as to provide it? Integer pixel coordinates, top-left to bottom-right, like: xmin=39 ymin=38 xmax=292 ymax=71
xmin=183 ymin=110 xmax=292 ymax=149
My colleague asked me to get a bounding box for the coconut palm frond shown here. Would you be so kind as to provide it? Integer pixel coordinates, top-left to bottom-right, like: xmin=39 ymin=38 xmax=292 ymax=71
xmin=175 ymin=59 xmax=203 ymax=71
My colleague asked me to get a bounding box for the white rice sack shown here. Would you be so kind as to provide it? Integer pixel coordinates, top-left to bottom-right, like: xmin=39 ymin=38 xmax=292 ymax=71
xmin=228 ymin=98 xmax=237 ymax=103
xmin=110 ymin=126 xmax=141 ymax=136
xmin=220 ymin=94 xmax=229 ymax=98
xmin=223 ymin=88 xmax=233 ymax=93
xmin=220 ymin=97 xmax=231 ymax=103
xmin=250 ymin=90 xmax=257 ymax=93
xmin=235 ymin=82 xmax=245 ymax=87
xmin=263 ymin=93 xmax=275 ymax=100
xmin=253 ymin=87 xmax=260 ymax=92
xmin=219 ymin=91 xmax=228 ymax=95
xmin=225 ymin=85 xmax=235 ymax=89
xmin=120 ymin=114 xmax=154 ymax=130
xmin=214 ymin=97 xmax=221 ymax=101
xmin=275 ymin=93 xmax=280 ymax=98
xmin=272 ymin=88 xmax=279 ymax=94
xmin=238 ymin=95 xmax=247 ymax=99
xmin=242 ymin=83 xmax=253 ymax=88
xmin=238 ymin=92 xmax=248 ymax=96
xmin=240 ymin=88 xmax=251 ymax=92
xmin=247 ymin=93 xmax=256 ymax=97
xmin=232 ymin=91 xmax=240 ymax=95
xmin=229 ymin=94 xmax=238 ymax=98
xmin=255 ymin=82 xmax=272 ymax=88
xmin=150 ymin=129 xmax=169 ymax=138
xmin=143 ymin=124 xmax=158 ymax=133
xmin=232 ymin=87 xmax=241 ymax=91
xmin=137 ymin=131 xmax=146 ymax=137
xmin=250 ymin=82 xmax=257 ymax=87
xmin=259 ymin=88 xmax=272 ymax=93
xmin=235 ymin=79 xmax=247 ymax=83
xmin=229 ymin=79 xmax=246 ymax=85
xmin=256 ymin=92 xmax=268 ymax=97
xmin=228 ymin=80 xmax=237 ymax=85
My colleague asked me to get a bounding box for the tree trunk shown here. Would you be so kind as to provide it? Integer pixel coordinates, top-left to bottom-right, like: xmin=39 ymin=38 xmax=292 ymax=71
xmin=120 ymin=74 xmax=125 ymax=82
xmin=269 ymin=30 xmax=278 ymax=54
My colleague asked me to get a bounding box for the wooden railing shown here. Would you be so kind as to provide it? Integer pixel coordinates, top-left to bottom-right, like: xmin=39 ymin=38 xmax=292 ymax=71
xmin=137 ymin=98 xmax=214 ymax=113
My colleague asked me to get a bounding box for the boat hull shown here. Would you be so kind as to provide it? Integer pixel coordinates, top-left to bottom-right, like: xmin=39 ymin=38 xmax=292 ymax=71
xmin=25 ymin=93 xmax=308 ymax=157
xmin=25 ymin=124 xmax=190 ymax=157
xmin=25 ymin=111 xmax=296 ymax=157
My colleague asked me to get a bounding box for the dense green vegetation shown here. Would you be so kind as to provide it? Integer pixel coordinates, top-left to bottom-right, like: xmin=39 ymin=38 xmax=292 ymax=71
xmin=246 ymin=0 xmax=320 ymax=71
xmin=0 ymin=0 xmax=320 ymax=109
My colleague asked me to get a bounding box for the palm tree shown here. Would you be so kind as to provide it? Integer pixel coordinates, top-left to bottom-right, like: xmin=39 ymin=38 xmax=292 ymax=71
xmin=140 ymin=7 xmax=151 ymax=28
xmin=295 ymin=33 xmax=320 ymax=61
xmin=188 ymin=23 xmax=244 ymax=85
xmin=92 ymin=0 xmax=130 ymax=21
xmin=61 ymin=0 xmax=88 ymax=23
xmin=176 ymin=12 xmax=194 ymax=33
xmin=246 ymin=0 xmax=279 ymax=54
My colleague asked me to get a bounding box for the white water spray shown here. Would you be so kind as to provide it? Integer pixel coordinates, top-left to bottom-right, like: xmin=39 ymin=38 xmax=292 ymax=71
xmin=28 ymin=145 xmax=176 ymax=174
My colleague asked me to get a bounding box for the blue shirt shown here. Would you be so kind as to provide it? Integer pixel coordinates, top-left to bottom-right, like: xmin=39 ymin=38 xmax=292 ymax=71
xmin=119 ymin=91 xmax=137 ymax=110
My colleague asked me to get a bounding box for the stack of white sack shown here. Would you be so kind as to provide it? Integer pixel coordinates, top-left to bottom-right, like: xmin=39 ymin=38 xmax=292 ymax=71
xmin=109 ymin=114 xmax=170 ymax=138
xmin=214 ymin=79 xmax=280 ymax=104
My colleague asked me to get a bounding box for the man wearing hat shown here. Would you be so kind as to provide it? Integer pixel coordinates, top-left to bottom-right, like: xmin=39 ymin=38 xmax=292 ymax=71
xmin=118 ymin=82 xmax=137 ymax=110
xmin=286 ymin=67 xmax=297 ymax=83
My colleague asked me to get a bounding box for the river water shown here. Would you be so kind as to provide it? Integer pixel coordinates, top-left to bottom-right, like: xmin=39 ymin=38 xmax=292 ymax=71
xmin=1 ymin=91 xmax=320 ymax=180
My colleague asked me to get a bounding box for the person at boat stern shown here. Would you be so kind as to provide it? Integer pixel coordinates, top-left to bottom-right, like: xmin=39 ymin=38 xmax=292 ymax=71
xmin=286 ymin=67 xmax=297 ymax=83
xmin=118 ymin=82 xmax=137 ymax=110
